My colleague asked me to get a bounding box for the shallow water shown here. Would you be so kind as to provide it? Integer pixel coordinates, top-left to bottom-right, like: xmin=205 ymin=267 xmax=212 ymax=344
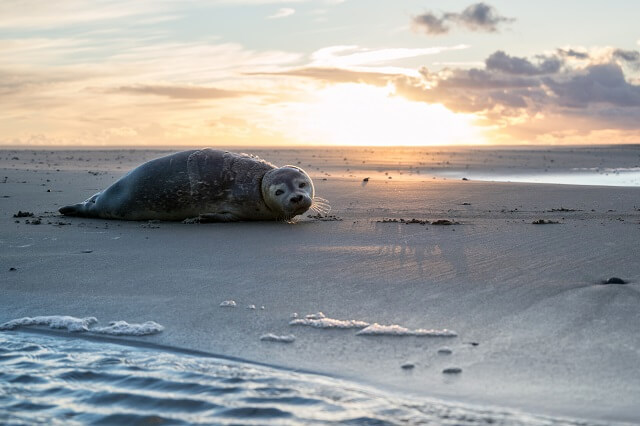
xmin=437 ymin=168 xmax=640 ymax=187
xmin=0 ymin=332 xmax=598 ymax=425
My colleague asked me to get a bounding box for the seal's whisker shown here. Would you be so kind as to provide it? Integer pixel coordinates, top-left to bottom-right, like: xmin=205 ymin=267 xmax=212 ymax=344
xmin=311 ymin=205 xmax=331 ymax=215
xmin=310 ymin=202 xmax=329 ymax=210
xmin=311 ymin=197 xmax=331 ymax=215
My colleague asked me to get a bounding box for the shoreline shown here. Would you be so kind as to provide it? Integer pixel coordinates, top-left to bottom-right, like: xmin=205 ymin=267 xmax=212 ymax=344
xmin=1 ymin=329 xmax=611 ymax=426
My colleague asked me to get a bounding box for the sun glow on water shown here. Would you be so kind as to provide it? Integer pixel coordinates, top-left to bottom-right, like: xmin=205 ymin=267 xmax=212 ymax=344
xmin=282 ymin=83 xmax=485 ymax=146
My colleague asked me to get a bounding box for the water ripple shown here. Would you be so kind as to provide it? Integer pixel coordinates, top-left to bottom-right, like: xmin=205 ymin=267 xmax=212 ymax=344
xmin=0 ymin=332 xmax=601 ymax=425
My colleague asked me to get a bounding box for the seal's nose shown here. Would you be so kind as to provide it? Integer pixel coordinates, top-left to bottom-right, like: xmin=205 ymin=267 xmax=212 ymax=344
xmin=290 ymin=195 xmax=303 ymax=204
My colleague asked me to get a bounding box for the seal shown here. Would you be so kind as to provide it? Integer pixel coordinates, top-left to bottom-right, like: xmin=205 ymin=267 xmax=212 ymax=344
xmin=59 ymin=149 xmax=329 ymax=222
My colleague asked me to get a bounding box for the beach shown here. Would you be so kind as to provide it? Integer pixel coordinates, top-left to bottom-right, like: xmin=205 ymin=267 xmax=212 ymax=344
xmin=1 ymin=146 xmax=639 ymax=424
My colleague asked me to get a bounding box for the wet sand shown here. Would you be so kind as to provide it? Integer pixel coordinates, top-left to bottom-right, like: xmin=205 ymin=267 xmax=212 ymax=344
xmin=1 ymin=146 xmax=639 ymax=423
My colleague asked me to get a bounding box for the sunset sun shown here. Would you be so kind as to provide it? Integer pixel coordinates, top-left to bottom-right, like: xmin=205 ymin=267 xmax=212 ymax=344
xmin=282 ymin=83 xmax=484 ymax=146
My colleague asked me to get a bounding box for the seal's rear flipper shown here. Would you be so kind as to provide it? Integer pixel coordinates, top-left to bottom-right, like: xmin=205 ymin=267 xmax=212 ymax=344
xmin=59 ymin=204 xmax=83 ymax=216
xmin=59 ymin=192 xmax=100 ymax=217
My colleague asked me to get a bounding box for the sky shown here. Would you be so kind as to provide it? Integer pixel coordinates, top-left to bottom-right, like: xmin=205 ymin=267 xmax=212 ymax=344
xmin=1 ymin=0 xmax=640 ymax=147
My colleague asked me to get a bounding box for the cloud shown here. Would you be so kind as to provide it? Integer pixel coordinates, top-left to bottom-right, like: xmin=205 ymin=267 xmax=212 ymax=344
xmin=485 ymin=51 xmax=562 ymax=75
xmin=452 ymin=2 xmax=514 ymax=32
xmin=308 ymin=44 xmax=468 ymax=68
xmin=267 ymin=7 xmax=295 ymax=19
xmin=115 ymin=85 xmax=251 ymax=99
xmin=612 ymin=49 xmax=640 ymax=63
xmin=543 ymin=64 xmax=640 ymax=108
xmin=0 ymin=1 xmax=177 ymax=30
xmin=247 ymin=44 xmax=471 ymax=85
xmin=411 ymin=12 xmax=449 ymax=35
xmin=273 ymin=45 xmax=640 ymax=142
xmin=399 ymin=49 xmax=640 ymax=142
xmin=557 ymin=48 xmax=590 ymax=60
xmin=0 ymin=34 xmax=305 ymax=146
xmin=247 ymin=67 xmax=395 ymax=87
xmin=412 ymin=2 xmax=514 ymax=36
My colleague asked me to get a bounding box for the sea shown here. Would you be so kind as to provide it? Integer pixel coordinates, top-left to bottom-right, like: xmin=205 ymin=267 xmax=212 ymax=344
xmin=0 ymin=330 xmax=600 ymax=426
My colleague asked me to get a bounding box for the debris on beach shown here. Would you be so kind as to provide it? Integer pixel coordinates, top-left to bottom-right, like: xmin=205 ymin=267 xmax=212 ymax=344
xmin=9 ymin=267 xmax=17 ymax=271
xmin=219 ymin=300 xmax=237 ymax=307
xmin=378 ymin=218 xmax=429 ymax=225
xmin=25 ymin=217 xmax=42 ymax=225
xmin=431 ymin=219 xmax=458 ymax=225
xmin=307 ymin=213 xmax=342 ymax=221
xmin=548 ymin=207 xmax=581 ymax=212
xmin=13 ymin=211 xmax=34 ymax=218
xmin=401 ymin=363 xmax=415 ymax=370
xmin=438 ymin=348 xmax=453 ymax=355
xmin=260 ymin=333 xmax=296 ymax=343
xmin=442 ymin=367 xmax=462 ymax=374
xmin=377 ymin=218 xmax=459 ymax=225
xmin=532 ymin=219 xmax=560 ymax=224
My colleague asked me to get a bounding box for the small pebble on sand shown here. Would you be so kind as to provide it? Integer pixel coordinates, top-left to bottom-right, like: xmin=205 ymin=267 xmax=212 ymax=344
xmin=603 ymin=277 xmax=626 ymax=285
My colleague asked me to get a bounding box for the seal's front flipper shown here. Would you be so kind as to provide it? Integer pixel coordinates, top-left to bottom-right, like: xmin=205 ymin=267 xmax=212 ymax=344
xmin=198 ymin=212 xmax=238 ymax=223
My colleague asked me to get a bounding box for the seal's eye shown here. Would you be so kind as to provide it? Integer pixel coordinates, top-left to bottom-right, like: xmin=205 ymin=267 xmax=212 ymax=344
xmin=275 ymin=189 xmax=284 ymax=196
xmin=299 ymin=182 xmax=306 ymax=188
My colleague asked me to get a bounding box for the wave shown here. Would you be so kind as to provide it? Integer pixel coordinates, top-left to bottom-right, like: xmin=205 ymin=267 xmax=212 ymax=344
xmin=0 ymin=332 xmax=595 ymax=425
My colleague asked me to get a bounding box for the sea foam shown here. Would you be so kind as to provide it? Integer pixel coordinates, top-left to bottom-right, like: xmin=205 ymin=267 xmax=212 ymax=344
xmin=92 ymin=320 xmax=164 ymax=336
xmin=356 ymin=323 xmax=457 ymax=337
xmin=260 ymin=333 xmax=296 ymax=343
xmin=0 ymin=315 xmax=98 ymax=332
xmin=289 ymin=312 xmax=370 ymax=329
xmin=0 ymin=315 xmax=163 ymax=336
xmin=289 ymin=312 xmax=457 ymax=337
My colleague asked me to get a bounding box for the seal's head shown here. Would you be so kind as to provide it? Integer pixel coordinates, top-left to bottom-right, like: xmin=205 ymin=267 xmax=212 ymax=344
xmin=262 ymin=166 xmax=314 ymax=219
